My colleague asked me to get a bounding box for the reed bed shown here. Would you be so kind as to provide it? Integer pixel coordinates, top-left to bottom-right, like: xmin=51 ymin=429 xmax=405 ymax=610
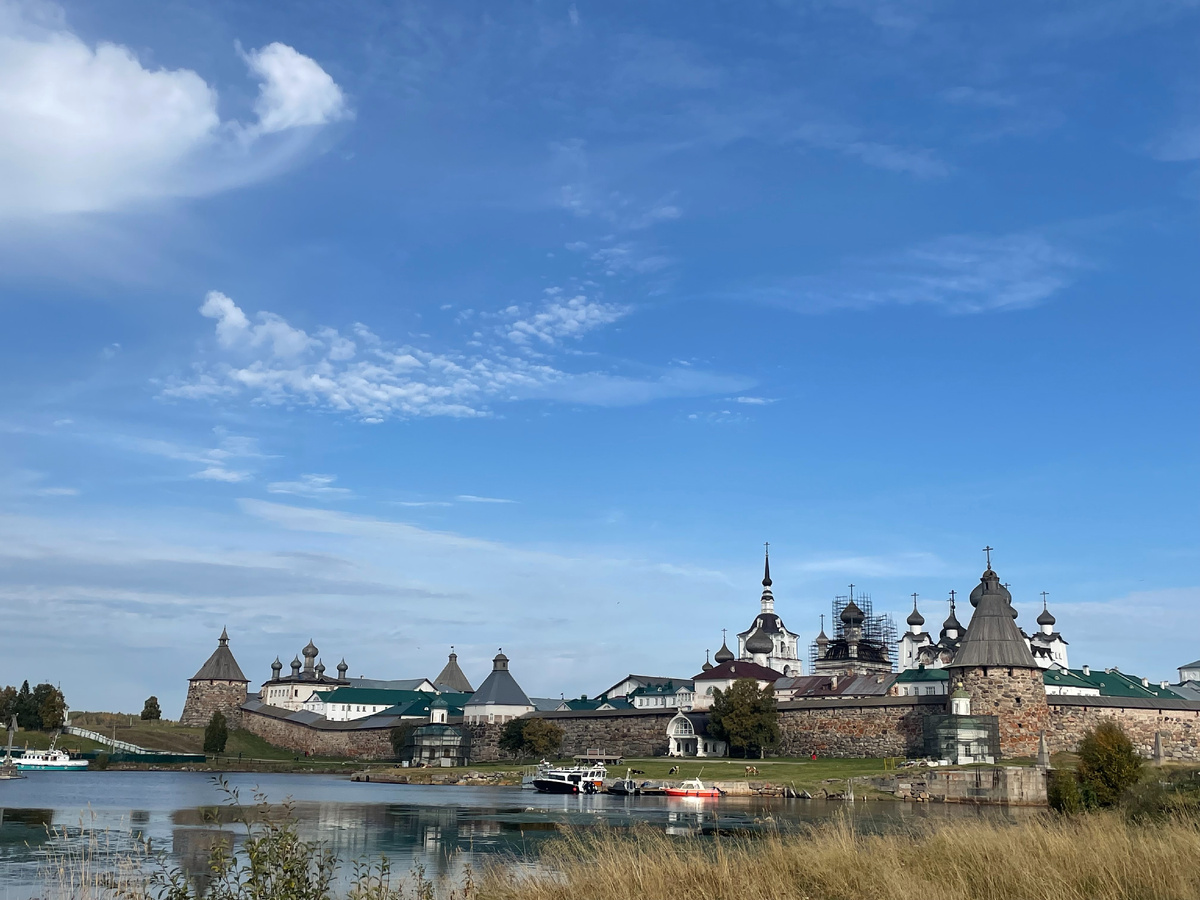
xmin=479 ymin=813 xmax=1200 ymax=900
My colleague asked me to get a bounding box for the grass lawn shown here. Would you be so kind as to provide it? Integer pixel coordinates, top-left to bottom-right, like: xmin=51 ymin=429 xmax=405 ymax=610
xmin=7 ymin=731 xmax=107 ymax=753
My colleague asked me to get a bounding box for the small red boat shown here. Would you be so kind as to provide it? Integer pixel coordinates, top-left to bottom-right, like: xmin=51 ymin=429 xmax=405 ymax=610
xmin=663 ymin=778 xmax=724 ymax=798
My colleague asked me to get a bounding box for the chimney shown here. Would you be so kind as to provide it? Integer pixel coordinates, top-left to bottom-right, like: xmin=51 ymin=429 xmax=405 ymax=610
xmin=1161 ymin=681 xmax=1169 ymax=690
xmin=1082 ymin=665 xmax=1090 ymax=676
xmin=830 ymin=675 xmax=838 ymax=690
xmin=1141 ymin=677 xmax=1150 ymax=688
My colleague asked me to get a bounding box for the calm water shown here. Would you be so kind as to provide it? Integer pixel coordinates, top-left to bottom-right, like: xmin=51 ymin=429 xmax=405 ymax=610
xmin=0 ymin=771 xmax=1035 ymax=898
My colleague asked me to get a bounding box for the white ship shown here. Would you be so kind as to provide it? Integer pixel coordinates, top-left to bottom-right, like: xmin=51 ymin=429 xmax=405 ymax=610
xmin=16 ymin=734 xmax=88 ymax=771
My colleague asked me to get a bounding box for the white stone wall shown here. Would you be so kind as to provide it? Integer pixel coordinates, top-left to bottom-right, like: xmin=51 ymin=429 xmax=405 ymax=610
xmin=463 ymin=702 xmax=532 ymax=725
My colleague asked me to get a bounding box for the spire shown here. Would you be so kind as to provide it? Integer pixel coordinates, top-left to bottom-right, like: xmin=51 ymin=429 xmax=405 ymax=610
xmin=817 ymin=613 xmax=828 ymax=641
xmin=762 ymin=542 xmax=772 ymax=587
xmin=435 ymin=646 xmax=474 ymax=693
xmin=758 ymin=544 xmax=776 ymax=614
xmin=219 ymin=627 xmax=229 ymax=646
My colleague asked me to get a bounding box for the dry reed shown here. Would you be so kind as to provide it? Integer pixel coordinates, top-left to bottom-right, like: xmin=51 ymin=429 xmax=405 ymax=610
xmin=477 ymin=813 xmax=1200 ymax=900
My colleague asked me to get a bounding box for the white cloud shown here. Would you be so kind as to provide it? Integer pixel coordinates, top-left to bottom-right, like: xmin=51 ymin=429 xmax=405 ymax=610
xmin=733 ymin=396 xmax=778 ymax=405
xmin=0 ymin=6 xmax=349 ymax=218
xmin=456 ymin=495 xmax=516 ymax=504
xmin=267 ymin=473 xmax=352 ymax=499
xmin=744 ymin=231 xmax=1082 ymax=314
xmin=191 ymin=465 xmax=250 ymax=483
xmin=505 ymin=294 xmax=630 ymax=345
xmin=167 ymin=293 xmax=750 ymax=421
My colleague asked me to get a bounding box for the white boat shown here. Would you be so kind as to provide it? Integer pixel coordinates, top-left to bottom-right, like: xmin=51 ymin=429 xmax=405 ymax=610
xmin=532 ymin=763 xmax=607 ymax=794
xmin=16 ymin=734 xmax=88 ymax=771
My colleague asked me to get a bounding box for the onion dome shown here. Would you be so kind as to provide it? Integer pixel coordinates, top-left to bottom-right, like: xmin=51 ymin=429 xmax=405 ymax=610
xmin=315 ymin=660 xmax=326 ymax=677
xmin=1037 ymin=603 xmax=1056 ymax=627
xmin=714 ymin=640 xmax=735 ymax=664
xmin=907 ymin=597 xmax=925 ymax=627
xmin=840 ymin=600 xmax=865 ymax=627
xmin=942 ymin=599 xmax=962 ymax=634
xmin=969 ymin=567 xmax=1011 ymax=608
xmin=270 ymin=657 xmax=283 ymax=679
xmin=302 ymin=639 xmax=319 ymax=659
xmin=702 ymin=650 xmax=713 ymax=672
xmin=290 ymin=656 xmax=302 ymax=675
xmin=745 ymin=627 xmax=773 ymax=655
xmin=337 ymin=659 xmax=349 ymax=677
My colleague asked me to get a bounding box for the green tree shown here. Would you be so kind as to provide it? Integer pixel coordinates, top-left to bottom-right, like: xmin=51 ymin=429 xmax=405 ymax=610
xmin=204 ymin=711 xmax=229 ymax=754
xmin=37 ymin=685 xmax=66 ymax=730
xmin=707 ymin=678 xmax=780 ymax=758
xmin=0 ymin=686 xmax=17 ymax=726
xmin=390 ymin=723 xmax=416 ymax=758
xmin=498 ymin=718 xmax=527 ymax=755
xmin=15 ymin=680 xmax=38 ymax=730
xmin=1077 ymin=719 xmax=1142 ymax=807
xmin=140 ymin=696 xmax=162 ymax=721
xmin=521 ymin=718 xmax=564 ymax=757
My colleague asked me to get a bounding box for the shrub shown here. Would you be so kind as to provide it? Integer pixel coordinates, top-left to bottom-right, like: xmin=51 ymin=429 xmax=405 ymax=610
xmin=1048 ymin=769 xmax=1084 ymax=814
xmin=390 ymin=723 xmax=416 ymax=758
xmin=498 ymin=718 xmax=563 ymax=759
xmin=204 ymin=711 xmax=229 ymax=754
xmin=707 ymin=679 xmax=780 ymax=758
xmin=1077 ymin=720 xmax=1142 ymax=808
xmin=90 ymin=752 xmax=110 ymax=771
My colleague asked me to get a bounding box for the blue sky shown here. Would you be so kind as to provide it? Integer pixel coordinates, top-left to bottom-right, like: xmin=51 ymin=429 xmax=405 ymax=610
xmin=1 ymin=0 xmax=1197 ymax=715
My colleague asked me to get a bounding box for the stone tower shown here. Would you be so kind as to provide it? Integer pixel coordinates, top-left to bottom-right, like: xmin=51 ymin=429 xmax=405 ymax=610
xmin=180 ymin=628 xmax=250 ymax=728
xmin=947 ymin=565 xmax=1049 ymax=758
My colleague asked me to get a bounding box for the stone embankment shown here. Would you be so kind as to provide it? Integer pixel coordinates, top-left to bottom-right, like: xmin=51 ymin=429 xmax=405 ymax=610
xmin=350 ymin=767 xmax=521 ymax=786
xmin=869 ymin=765 xmax=1047 ymax=805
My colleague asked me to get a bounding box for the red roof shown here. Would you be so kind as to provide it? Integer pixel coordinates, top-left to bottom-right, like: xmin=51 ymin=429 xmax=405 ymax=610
xmin=693 ymin=659 xmax=782 ymax=682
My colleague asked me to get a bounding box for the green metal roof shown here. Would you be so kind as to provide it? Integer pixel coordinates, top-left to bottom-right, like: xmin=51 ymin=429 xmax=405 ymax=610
xmin=1068 ymin=668 xmax=1184 ymax=699
xmin=1042 ymin=668 xmax=1098 ymax=691
xmin=895 ymin=667 xmax=949 ymax=683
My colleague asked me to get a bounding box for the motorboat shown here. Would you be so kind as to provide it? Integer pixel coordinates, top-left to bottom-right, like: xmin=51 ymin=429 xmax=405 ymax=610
xmin=16 ymin=733 xmax=88 ymax=771
xmin=607 ymin=768 xmax=640 ymax=796
xmin=532 ymin=763 xmax=607 ymax=794
xmin=522 ymin=760 xmax=554 ymax=790
xmin=663 ymin=777 xmax=724 ymax=798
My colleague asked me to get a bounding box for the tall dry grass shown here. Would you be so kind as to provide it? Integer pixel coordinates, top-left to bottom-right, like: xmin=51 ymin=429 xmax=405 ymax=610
xmin=478 ymin=813 xmax=1200 ymax=900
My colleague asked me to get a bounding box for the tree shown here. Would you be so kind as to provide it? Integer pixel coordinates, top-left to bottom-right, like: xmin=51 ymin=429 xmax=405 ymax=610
xmin=707 ymin=678 xmax=780 ymax=758
xmin=498 ymin=718 xmax=528 ymax=755
xmin=37 ymin=685 xmax=67 ymax=730
xmin=390 ymin=723 xmax=416 ymax=758
xmin=1077 ymin=720 xmax=1142 ymax=807
xmin=521 ymin=719 xmax=564 ymax=757
xmin=140 ymin=696 xmax=162 ymax=721
xmin=204 ymin=711 xmax=229 ymax=754
xmin=0 ymin=686 xmax=17 ymax=726
xmin=15 ymin=681 xmax=38 ymax=730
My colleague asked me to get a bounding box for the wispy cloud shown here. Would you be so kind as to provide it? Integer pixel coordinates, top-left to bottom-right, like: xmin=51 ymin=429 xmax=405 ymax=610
xmin=740 ymin=231 xmax=1083 ymax=314
xmin=456 ymin=494 xmax=516 ymax=504
xmin=165 ymin=292 xmax=750 ymax=421
xmin=732 ymin=396 xmax=778 ymax=406
xmin=267 ymin=473 xmax=352 ymax=499
xmin=191 ymin=466 xmax=251 ymax=483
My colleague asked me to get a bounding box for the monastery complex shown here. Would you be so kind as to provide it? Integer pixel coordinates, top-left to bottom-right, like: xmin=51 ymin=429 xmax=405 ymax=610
xmin=182 ymin=548 xmax=1200 ymax=766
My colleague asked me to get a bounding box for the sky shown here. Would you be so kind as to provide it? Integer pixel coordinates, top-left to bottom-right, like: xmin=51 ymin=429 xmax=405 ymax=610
xmin=1 ymin=0 xmax=1198 ymax=716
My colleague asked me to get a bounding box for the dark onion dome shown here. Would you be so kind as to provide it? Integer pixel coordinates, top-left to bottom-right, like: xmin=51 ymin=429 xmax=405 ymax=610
xmin=969 ymin=568 xmax=1011 ymax=607
xmin=950 ymin=569 xmax=1039 ymax=669
xmin=907 ymin=599 xmax=925 ymax=627
xmin=702 ymin=657 xmax=713 ymax=672
xmin=302 ymin=639 xmax=319 ymax=658
xmin=337 ymin=658 xmax=349 ymax=676
xmin=714 ymin=640 xmax=735 ymax=664
xmin=752 ymin=613 xmax=784 ymax=633
xmin=942 ymin=605 xmax=963 ymax=633
xmin=315 ymin=660 xmax=326 ymax=677
xmin=290 ymin=656 xmax=302 ymax=673
xmin=1037 ymin=604 xmax=1056 ymax=627
xmin=271 ymin=657 xmax=283 ymax=672
xmin=1011 ymin=603 xmax=1019 ymax=619
xmin=762 ymin=550 xmax=772 ymax=587
xmin=840 ymin=600 xmax=865 ymax=627
xmin=745 ymin=627 xmax=773 ymax=655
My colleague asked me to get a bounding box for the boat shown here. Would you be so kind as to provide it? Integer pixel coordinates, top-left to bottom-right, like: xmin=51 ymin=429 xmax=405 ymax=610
xmin=522 ymin=760 xmax=554 ymax=790
xmin=0 ymin=716 xmax=23 ymax=780
xmin=607 ymin=768 xmax=640 ymax=796
xmin=532 ymin=763 xmax=607 ymax=794
xmin=663 ymin=777 xmax=724 ymax=798
xmin=16 ymin=733 xmax=88 ymax=772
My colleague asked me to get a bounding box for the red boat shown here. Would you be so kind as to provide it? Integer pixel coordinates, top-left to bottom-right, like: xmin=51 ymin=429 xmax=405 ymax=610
xmin=663 ymin=778 xmax=724 ymax=798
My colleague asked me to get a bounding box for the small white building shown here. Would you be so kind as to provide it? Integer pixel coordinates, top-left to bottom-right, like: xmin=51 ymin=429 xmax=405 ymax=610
xmin=304 ymin=687 xmax=428 ymax=721
xmin=629 ymin=681 xmax=694 ymax=711
xmin=1024 ymin=597 xmax=1069 ymax=670
xmin=667 ymin=712 xmax=727 ymax=758
xmin=1179 ymin=659 xmax=1200 ymax=684
xmin=463 ymin=651 xmax=534 ymax=726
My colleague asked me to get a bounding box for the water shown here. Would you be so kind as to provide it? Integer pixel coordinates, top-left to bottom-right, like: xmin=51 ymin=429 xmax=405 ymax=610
xmin=0 ymin=771 xmax=1035 ymax=898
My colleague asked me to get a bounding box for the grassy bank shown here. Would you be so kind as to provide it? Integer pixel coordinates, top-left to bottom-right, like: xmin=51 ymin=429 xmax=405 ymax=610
xmin=479 ymin=813 xmax=1200 ymax=900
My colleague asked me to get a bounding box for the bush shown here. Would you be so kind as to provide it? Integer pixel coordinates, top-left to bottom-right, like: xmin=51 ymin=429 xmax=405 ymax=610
xmin=390 ymin=723 xmax=416 ymax=758
xmin=1048 ymin=769 xmax=1084 ymax=814
xmin=140 ymin=696 xmax=162 ymax=721
xmin=90 ymin=753 xmax=110 ymax=771
xmin=204 ymin=711 xmax=229 ymax=754
xmin=1077 ymin=720 xmax=1142 ymax=808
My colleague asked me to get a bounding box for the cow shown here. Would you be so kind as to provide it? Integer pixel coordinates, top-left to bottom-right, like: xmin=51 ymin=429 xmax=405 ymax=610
xmin=745 ymin=765 xmax=760 ymax=775
xmin=668 ymin=765 xmax=679 ymax=775
xmin=630 ymin=769 xmax=645 ymax=775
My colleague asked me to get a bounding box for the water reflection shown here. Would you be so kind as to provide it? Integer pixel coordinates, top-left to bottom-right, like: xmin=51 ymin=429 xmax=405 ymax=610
xmin=0 ymin=771 xmax=1039 ymax=899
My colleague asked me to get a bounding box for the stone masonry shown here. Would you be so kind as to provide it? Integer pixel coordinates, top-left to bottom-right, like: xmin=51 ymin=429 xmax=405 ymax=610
xmin=1048 ymin=697 xmax=1200 ymax=761
xmin=242 ymin=706 xmax=394 ymax=758
xmin=777 ymin=696 xmax=945 ymax=757
xmin=180 ymin=680 xmax=247 ymax=729
xmin=954 ymin=666 xmax=1049 ymax=758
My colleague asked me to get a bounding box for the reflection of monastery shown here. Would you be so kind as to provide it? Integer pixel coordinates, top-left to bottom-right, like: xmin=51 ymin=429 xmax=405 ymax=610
xmin=182 ymin=546 xmax=1200 ymax=766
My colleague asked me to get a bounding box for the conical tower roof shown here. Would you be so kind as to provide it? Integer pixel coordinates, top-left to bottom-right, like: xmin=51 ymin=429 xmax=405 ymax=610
xmin=950 ymin=569 xmax=1038 ymax=669
xmin=435 ymin=649 xmax=475 ymax=693
xmin=467 ymin=650 xmax=532 ymax=708
xmin=190 ymin=629 xmax=248 ymax=683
